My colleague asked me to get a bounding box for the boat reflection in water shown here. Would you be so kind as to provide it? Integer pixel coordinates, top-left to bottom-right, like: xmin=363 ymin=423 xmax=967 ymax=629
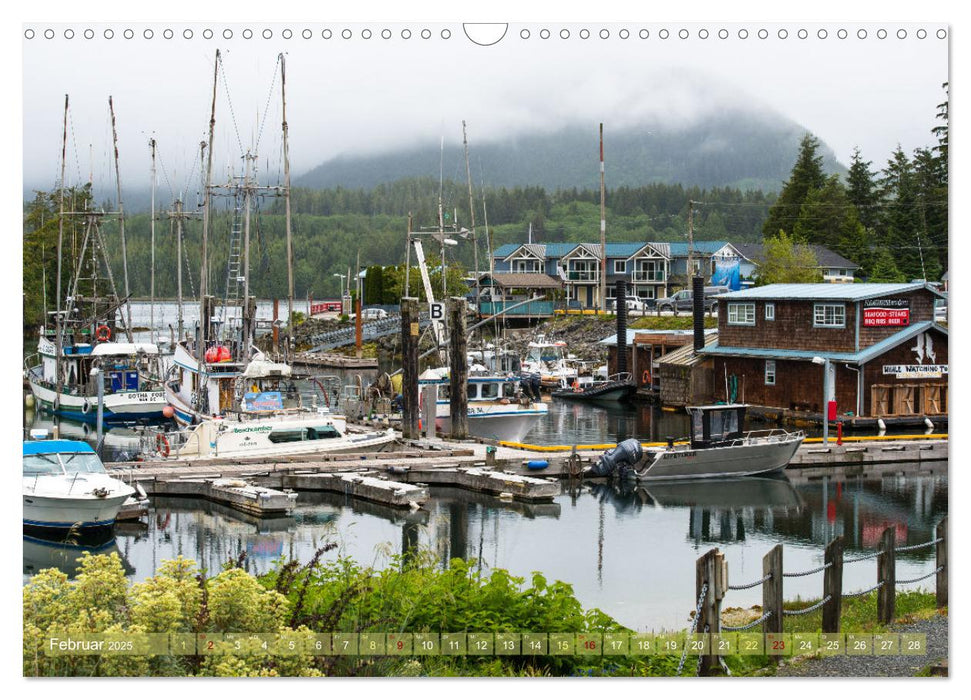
xmin=23 ymin=532 xmax=134 ymax=580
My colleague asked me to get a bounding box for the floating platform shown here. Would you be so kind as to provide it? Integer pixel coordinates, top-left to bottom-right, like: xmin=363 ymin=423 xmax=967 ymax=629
xmin=144 ymin=477 xmax=298 ymax=517
xmin=279 ymin=472 xmax=428 ymax=508
xmin=291 ymin=352 xmax=378 ymax=370
xmin=390 ymin=465 xmax=561 ymax=502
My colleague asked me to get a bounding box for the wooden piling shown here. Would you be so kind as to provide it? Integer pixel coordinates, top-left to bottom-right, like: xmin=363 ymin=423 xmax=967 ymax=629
xmin=877 ymin=526 xmax=896 ymax=624
xmin=401 ymin=297 xmax=420 ymax=439
xmin=762 ymin=544 xmax=783 ymax=635
xmin=696 ymin=548 xmax=722 ymax=676
xmin=936 ymin=516 xmax=947 ymax=608
xmin=822 ymin=536 xmax=844 ymax=633
xmin=448 ymin=297 xmax=469 ymax=439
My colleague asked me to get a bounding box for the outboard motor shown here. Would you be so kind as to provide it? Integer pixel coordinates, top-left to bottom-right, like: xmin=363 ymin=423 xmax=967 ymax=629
xmin=589 ymin=438 xmax=643 ymax=478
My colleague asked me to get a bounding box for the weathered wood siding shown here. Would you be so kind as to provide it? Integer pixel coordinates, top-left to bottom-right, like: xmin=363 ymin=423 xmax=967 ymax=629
xmin=717 ymin=290 xmax=939 ymax=352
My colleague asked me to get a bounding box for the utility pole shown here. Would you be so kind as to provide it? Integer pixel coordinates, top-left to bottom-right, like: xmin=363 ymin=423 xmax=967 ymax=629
xmin=687 ymin=199 xmax=695 ymax=286
xmin=599 ymin=123 xmax=607 ymax=314
xmin=404 ymin=213 xmax=412 ymax=298
xmin=108 ymin=96 xmax=134 ymax=342
xmin=462 ymin=120 xmax=478 ymax=294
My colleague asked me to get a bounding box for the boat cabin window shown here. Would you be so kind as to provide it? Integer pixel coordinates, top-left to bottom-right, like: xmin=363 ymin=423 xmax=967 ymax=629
xmin=502 ymin=382 xmax=517 ymax=398
xmin=437 ymin=384 xmax=451 ymax=401
xmin=479 ymin=382 xmax=499 ymax=399
xmin=23 ymin=454 xmax=63 ymax=476
xmin=689 ymin=406 xmax=745 ymax=446
xmin=268 ymin=429 xmax=306 ymax=444
xmin=466 ymin=383 xmax=478 ymax=399
xmin=308 ymin=425 xmax=342 ymax=440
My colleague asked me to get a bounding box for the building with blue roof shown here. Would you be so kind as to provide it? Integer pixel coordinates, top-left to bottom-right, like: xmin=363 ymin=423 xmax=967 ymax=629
xmin=699 ymin=283 xmax=947 ymax=422
xmin=492 ymin=238 xmax=749 ymax=309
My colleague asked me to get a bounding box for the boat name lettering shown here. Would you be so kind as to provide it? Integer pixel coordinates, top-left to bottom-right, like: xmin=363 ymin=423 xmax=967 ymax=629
xmin=232 ymin=426 xmax=274 ymax=433
xmin=663 ymin=451 xmax=696 ymax=460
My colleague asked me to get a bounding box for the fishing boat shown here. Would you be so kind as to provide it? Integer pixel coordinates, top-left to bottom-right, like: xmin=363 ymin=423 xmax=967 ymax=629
xmin=589 ymin=404 xmax=804 ymax=481
xmin=521 ymin=337 xmax=579 ymax=390
xmin=25 ymin=337 xmax=167 ymax=423
xmin=23 ymin=439 xmax=136 ymax=534
xmin=147 ymin=412 xmax=395 ymax=460
xmin=418 ymin=368 xmax=548 ymax=443
xmin=551 ymin=372 xmax=636 ymax=403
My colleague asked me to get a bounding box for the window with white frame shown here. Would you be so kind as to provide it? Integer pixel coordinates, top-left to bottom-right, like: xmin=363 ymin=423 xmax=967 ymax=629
xmin=814 ymin=303 xmax=846 ymax=328
xmin=765 ymin=360 xmax=776 ymax=386
xmin=765 ymin=302 xmax=775 ymax=321
xmin=614 ymin=260 xmax=626 ymax=274
xmin=727 ymin=302 xmax=756 ymax=325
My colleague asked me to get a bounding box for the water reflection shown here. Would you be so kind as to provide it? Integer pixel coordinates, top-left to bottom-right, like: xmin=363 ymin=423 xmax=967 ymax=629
xmin=24 ymin=471 xmax=946 ymax=631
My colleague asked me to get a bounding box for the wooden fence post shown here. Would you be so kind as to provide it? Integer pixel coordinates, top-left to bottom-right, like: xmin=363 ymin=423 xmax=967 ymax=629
xmin=696 ymin=548 xmax=723 ymax=676
xmin=447 ymin=297 xmax=469 ymax=439
xmin=877 ymin=526 xmax=896 ymax=625
xmin=822 ymin=536 xmax=844 ymax=633
xmin=936 ymin=516 xmax=947 ymax=608
xmin=762 ymin=544 xmax=783 ymax=635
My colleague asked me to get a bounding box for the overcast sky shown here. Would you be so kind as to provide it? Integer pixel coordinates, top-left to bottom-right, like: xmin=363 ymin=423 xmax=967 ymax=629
xmin=21 ymin=20 xmax=948 ymax=197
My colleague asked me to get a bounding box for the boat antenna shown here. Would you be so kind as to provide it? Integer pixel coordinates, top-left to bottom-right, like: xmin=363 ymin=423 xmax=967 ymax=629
xmin=149 ymin=136 xmax=157 ymax=344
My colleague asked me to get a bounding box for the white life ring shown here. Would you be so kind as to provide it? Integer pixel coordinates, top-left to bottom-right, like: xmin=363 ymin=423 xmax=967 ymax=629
xmin=81 ymin=400 xmax=91 ymax=414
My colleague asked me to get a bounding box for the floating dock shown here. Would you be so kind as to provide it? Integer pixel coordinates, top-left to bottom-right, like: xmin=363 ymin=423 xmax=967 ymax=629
xmin=145 ymin=477 xmax=298 ymax=517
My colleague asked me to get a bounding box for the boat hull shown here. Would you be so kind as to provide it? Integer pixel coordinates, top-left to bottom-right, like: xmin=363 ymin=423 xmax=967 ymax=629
xmin=552 ymin=381 xmax=636 ymax=403
xmin=435 ymin=409 xmax=546 ymax=443
xmin=23 ymin=487 xmax=133 ymax=533
xmin=636 ymin=436 xmax=804 ymax=481
xmin=28 ymin=372 xmax=166 ymax=423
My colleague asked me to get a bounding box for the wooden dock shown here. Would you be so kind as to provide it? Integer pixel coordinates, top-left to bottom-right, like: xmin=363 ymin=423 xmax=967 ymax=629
xmin=291 ymin=352 xmax=378 ymax=370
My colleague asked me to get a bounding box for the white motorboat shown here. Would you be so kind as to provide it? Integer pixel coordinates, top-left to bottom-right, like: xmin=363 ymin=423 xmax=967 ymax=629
xmin=590 ymin=404 xmax=805 ymax=481
xmin=23 ymin=439 xmax=136 ymax=533
xmin=25 ymin=337 xmax=167 ymax=423
xmin=147 ymin=412 xmax=396 ymax=461
xmin=521 ymin=337 xmax=579 ymax=390
xmin=418 ymin=368 xmax=548 ymax=443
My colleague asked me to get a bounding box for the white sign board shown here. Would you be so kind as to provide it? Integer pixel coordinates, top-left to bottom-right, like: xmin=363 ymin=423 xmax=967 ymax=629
xmin=430 ymin=302 xmax=445 ymax=321
xmin=883 ymin=364 xmax=948 ymax=379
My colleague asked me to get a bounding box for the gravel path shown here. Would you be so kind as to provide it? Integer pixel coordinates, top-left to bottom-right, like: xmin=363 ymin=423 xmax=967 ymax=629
xmin=774 ymin=614 xmax=948 ymax=677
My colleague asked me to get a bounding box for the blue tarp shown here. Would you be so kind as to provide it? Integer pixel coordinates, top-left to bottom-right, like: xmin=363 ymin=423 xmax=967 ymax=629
xmin=711 ymin=259 xmax=741 ymax=290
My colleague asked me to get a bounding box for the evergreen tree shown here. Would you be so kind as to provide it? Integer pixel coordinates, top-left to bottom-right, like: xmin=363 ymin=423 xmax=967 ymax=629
xmin=867 ymin=248 xmax=907 ymax=283
xmin=879 ymin=146 xmax=930 ymax=281
xmin=792 ymin=175 xmax=871 ymax=276
xmin=762 ymin=134 xmax=827 ymax=240
xmin=756 ymin=231 xmax=823 ymax=284
xmin=846 ymin=147 xmax=880 ymax=232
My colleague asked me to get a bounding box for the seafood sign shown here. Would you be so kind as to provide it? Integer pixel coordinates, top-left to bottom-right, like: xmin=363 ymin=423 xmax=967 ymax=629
xmin=862 ymin=298 xmax=910 ymax=327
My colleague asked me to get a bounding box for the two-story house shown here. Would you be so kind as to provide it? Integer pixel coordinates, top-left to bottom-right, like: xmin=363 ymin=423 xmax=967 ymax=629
xmin=700 ymin=283 xmax=948 ymax=420
xmin=733 ymin=243 xmax=860 ymax=283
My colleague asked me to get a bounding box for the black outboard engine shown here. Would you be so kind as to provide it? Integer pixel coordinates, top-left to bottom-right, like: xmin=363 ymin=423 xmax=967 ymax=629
xmin=589 ymin=438 xmax=643 ymax=478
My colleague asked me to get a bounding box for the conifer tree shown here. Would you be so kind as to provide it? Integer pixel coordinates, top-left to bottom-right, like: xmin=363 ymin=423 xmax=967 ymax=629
xmin=846 ymin=147 xmax=880 ymax=232
xmin=762 ymin=134 xmax=827 ymax=240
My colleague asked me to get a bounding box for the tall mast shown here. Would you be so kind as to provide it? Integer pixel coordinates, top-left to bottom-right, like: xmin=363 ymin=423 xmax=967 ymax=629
xmin=462 ymin=120 xmax=478 ymax=290
xmin=687 ymin=199 xmax=695 ymax=284
xmin=280 ymin=53 xmax=295 ymax=354
xmin=242 ymin=151 xmax=254 ymax=347
xmin=109 ymin=96 xmax=134 ymax=342
xmin=175 ymin=198 xmax=184 ymax=341
xmin=599 ymin=123 xmax=606 ymax=314
xmin=149 ymin=137 xmax=157 ymax=344
xmin=54 ymin=94 xmax=68 ymax=411
xmin=199 ymin=49 xmax=220 ymax=365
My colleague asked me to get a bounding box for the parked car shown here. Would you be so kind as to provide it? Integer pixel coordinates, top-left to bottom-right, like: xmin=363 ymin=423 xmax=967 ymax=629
xmin=624 ymin=297 xmax=655 ymax=314
xmin=361 ymin=307 xmax=389 ymax=321
xmin=655 ymin=286 xmax=729 ymax=314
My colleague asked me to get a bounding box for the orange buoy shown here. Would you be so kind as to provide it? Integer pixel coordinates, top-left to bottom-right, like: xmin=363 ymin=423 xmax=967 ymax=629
xmin=162 ymin=405 xmax=175 ymax=419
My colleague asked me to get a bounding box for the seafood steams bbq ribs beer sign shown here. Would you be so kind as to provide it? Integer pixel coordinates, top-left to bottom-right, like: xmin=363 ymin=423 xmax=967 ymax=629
xmin=862 ymin=298 xmax=910 ymax=327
